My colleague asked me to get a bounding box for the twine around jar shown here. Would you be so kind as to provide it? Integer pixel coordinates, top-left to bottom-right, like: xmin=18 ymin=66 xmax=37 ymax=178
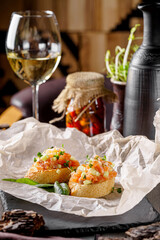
xmin=50 ymin=72 xmax=117 ymax=124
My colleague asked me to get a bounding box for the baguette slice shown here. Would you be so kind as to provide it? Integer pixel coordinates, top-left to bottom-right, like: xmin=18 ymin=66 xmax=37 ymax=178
xmin=25 ymin=146 xmax=79 ymax=184
xmin=69 ymin=177 xmax=115 ymax=198
xmin=25 ymin=166 xmax=74 ymax=184
xmin=69 ymin=154 xmax=117 ymax=198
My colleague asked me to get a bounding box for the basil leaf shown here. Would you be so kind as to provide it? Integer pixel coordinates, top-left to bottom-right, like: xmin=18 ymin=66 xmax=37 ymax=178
xmin=35 ymin=184 xmax=55 ymax=188
xmin=2 ymin=178 xmax=55 ymax=192
xmin=42 ymin=188 xmax=55 ymax=192
xmin=35 ymin=184 xmax=55 ymax=192
xmin=2 ymin=178 xmax=38 ymax=185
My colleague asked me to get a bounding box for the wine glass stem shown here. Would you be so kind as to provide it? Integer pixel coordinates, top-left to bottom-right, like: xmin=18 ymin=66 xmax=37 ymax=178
xmin=31 ymin=83 xmax=39 ymax=120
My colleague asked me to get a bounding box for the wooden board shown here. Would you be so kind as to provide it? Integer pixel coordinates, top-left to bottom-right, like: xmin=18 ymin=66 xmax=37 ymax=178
xmin=79 ymin=32 xmax=107 ymax=72
xmin=0 ymin=106 xmax=22 ymax=126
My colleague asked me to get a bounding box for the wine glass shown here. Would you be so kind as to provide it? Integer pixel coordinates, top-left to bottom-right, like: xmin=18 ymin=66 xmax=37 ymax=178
xmin=6 ymin=10 xmax=61 ymax=120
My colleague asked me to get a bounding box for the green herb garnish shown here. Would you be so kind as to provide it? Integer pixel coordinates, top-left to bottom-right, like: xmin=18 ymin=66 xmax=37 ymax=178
xmin=59 ymin=151 xmax=65 ymax=155
xmin=62 ymin=144 xmax=64 ymax=148
xmin=111 ymin=187 xmax=122 ymax=194
xmin=89 ymin=163 xmax=93 ymax=168
xmin=102 ymin=155 xmax=106 ymax=161
xmin=85 ymin=155 xmax=90 ymax=163
xmin=64 ymin=160 xmax=69 ymax=167
xmin=34 ymin=158 xmax=37 ymax=162
xmin=37 ymin=152 xmax=42 ymax=158
xmin=117 ymin=188 xmax=122 ymax=193
xmin=69 ymin=166 xmax=73 ymax=171
xmin=54 ymin=155 xmax=59 ymax=160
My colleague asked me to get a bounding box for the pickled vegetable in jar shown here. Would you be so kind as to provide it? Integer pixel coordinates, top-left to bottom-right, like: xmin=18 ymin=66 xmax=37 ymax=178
xmin=66 ymin=98 xmax=106 ymax=136
xmin=51 ymin=72 xmax=117 ymax=136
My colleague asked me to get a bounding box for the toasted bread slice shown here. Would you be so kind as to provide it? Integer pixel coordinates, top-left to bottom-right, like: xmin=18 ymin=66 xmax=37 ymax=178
xmin=25 ymin=166 xmax=73 ymax=184
xmin=25 ymin=146 xmax=79 ymax=184
xmin=69 ymin=177 xmax=115 ymax=198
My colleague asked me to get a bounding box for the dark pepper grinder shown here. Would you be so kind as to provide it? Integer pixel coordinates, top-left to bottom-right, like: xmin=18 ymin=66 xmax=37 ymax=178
xmin=123 ymin=1 xmax=160 ymax=140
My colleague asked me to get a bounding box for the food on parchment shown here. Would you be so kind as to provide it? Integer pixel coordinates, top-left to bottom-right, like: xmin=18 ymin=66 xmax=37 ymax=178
xmin=69 ymin=155 xmax=117 ymax=198
xmin=0 ymin=209 xmax=44 ymax=236
xmin=25 ymin=146 xmax=79 ymax=184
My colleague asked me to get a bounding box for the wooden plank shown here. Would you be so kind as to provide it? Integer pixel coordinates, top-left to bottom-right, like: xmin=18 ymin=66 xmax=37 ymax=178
xmin=119 ymin=0 xmax=132 ymax=21
xmin=0 ymin=106 xmax=22 ymax=126
xmin=52 ymin=0 xmax=92 ymax=32
xmin=79 ymin=32 xmax=107 ymax=72
xmin=23 ymin=0 xmax=53 ymax=10
xmin=132 ymin=0 xmax=142 ymax=9
xmin=0 ymin=0 xmax=23 ymax=30
xmin=92 ymin=0 xmax=134 ymax=32
xmin=67 ymin=0 xmax=85 ymax=31
xmin=100 ymin=0 xmax=120 ymax=31
xmin=52 ymin=0 xmax=68 ymax=31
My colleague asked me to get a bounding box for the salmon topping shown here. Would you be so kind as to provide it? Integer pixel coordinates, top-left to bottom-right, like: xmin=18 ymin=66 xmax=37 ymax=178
xmin=70 ymin=155 xmax=117 ymax=184
xmin=33 ymin=146 xmax=79 ymax=171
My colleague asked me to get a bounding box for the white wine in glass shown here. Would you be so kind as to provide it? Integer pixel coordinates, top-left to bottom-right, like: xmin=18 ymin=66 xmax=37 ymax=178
xmin=6 ymin=10 xmax=61 ymax=120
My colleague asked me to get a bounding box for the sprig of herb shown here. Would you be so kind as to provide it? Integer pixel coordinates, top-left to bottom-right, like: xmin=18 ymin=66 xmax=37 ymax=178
xmin=59 ymin=151 xmax=65 ymax=155
xmin=89 ymin=163 xmax=93 ymax=168
xmin=37 ymin=152 xmax=42 ymax=158
xmin=105 ymin=24 xmax=140 ymax=82
xmin=64 ymin=160 xmax=70 ymax=167
xmin=54 ymin=155 xmax=59 ymax=160
xmin=111 ymin=187 xmax=122 ymax=193
xmin=85 ymin=155 xmax=90 ymax=163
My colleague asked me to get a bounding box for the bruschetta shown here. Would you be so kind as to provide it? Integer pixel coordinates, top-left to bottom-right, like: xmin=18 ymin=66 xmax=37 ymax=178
xmin=25 ymin=146 xmax=79 ymax=184
xmin=69 ymin=155 xmax=117 ymax=198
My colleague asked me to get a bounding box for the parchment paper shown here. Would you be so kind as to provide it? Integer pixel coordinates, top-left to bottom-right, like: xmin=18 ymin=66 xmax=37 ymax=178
xmin=0 ymin=117 xmax=160 ymax=217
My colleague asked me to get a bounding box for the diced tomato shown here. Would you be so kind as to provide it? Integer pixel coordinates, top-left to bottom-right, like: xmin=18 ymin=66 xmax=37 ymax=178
xmin=69 ymin=111 xmax=76 ymax=118
xmin=66 ymin=122 xmax=74 ymax=128
xmin=79 ymin=118 xmax=89 ymax=127
xmin=93 ymin=162 xmax=104 ymax=174
xmin=82 ymin=126 xmax=90 ymax=136
xmin=109 ymin=171 xmax=117 ymax=179
xmin=71 ymin=159 xmax=80 ymax=167
xmin=103 ymin=165 xmax=109 ymax=171
xmin=73 ymin=120 xmax=81 ymax=130
xmin=86 ymin=173 xmax=94 ymax=182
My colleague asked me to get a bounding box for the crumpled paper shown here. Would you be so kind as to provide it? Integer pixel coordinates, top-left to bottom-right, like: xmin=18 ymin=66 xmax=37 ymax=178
xmin=0 ymin=117 xmax=160 ymax=217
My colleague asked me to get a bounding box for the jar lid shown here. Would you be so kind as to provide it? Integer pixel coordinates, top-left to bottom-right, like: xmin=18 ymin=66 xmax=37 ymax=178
xmin=66 ymin=72 xmax=104 ymax=89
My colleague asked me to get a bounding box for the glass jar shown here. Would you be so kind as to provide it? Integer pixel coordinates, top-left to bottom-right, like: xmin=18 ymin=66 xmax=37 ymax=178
xmin=66 ymin=97 xmax=106 ymax=136
xmin=51 ymin=72 xmax=117 ymax=136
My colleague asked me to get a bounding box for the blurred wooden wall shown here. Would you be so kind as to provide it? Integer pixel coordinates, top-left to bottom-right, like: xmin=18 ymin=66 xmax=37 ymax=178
xmin=0 ymin=0 xmax=143 ymax=114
